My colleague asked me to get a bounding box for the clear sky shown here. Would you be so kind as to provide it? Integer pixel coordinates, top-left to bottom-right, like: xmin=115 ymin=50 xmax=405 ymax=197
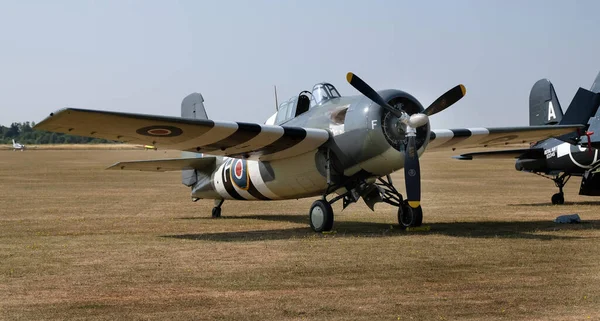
xmin=1 ymin=0 xmax=599 ymax=129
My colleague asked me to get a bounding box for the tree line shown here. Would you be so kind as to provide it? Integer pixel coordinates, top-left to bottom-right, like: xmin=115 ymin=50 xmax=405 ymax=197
xmin=1 ymin=122 xmax=115 ymax=144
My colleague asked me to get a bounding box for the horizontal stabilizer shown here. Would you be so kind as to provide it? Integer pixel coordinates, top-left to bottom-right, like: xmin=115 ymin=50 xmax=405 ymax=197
xmin=107 ymin=157 xmax=215 ymax=172
xmin=453 ymin=148 xmax=545 ymax=160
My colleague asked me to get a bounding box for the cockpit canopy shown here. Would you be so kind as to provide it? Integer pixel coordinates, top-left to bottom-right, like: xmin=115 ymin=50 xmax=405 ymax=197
xmin=273 ymin=82 xmax=341 ymax=125
xmin=311 ymin=83 xmax=341 ymax=106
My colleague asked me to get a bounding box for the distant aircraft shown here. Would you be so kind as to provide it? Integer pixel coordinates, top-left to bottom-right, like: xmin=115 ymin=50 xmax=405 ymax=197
xmin=12 ymin=139 xmax=25 ymax=151
xmin=34 ymin=72 xmax=584 ymax=232
xmin=455 ymin=71 xmax=600 ymax=205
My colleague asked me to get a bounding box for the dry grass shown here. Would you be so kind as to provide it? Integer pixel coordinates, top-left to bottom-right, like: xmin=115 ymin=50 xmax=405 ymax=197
xmin=1 ymin=149 xmax=599 ymax=320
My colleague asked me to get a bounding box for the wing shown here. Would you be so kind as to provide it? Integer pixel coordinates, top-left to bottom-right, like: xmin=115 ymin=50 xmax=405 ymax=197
xmin=428 ymin=125 xmax=583 ymax=151
xmin=107 ymin=157 xmax=216 ymax=172
xmin=34 ymin=108 xmax=330 ymax=161
xmin=452 ymin=148 xmax=545 ymax=160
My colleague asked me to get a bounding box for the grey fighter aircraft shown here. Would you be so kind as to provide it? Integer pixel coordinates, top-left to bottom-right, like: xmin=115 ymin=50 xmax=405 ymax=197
xmin=34 ymin=73 xmax=585 ymax=232
xmin=455 ymin=72 xmax=600 ymax=205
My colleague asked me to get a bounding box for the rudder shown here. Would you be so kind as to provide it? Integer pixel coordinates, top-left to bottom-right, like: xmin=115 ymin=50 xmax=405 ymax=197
xmin=181 ymin=93 xmax=208 ymax=120
xmin=529 ymin=79 xmax=563 ymax=126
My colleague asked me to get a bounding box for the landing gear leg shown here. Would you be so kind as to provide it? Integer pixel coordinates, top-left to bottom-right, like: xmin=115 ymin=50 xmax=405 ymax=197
xmin=212 ymin=199 xmax=224 ymax=218
xmin=375 ymin=176 xmax=422 ymax=228
xmin=551 ymin=173 xmax=570 ymax=205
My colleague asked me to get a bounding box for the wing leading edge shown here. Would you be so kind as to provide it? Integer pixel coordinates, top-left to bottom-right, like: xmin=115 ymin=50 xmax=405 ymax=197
xmin=34 ymin=108 xmax=330 ymax=161
xmin=428 ymin=125 xmax=583 ymax=151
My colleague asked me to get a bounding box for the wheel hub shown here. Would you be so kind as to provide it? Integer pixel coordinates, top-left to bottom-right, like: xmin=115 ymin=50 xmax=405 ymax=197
xmin=311 ymin=206 xmax=324 ymax=228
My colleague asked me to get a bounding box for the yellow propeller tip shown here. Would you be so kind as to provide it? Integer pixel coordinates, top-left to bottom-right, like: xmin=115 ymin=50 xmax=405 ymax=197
xmin=408 ymin=201 xmax=420 ymax=208
xmin=459 ymin=84 xmax=466 ymax=96
xmin=346 ymin=72 xmax=354 ymax=83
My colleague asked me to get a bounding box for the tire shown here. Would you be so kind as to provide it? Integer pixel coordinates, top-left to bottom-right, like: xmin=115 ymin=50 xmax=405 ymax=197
xmin=551 ymin=193 xmax=565 ymax=205
xmin=211 ymin=207 xmax=222 ymax=218
xmin=309 ymin=200 xmax=334 ymax=232
xmin=398 ymin=201 xmax=423 ymax=228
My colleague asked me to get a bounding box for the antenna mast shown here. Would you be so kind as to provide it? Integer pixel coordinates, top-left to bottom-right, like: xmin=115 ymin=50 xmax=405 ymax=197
xmin=274 ymin=85 xmax=279 ymax=111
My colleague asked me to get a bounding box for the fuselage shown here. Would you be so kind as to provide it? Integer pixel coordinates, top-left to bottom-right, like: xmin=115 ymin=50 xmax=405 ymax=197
xmin=191 ymin=89 xmax=430 ymax=201
xmin=516 ymin=138 xmax=599 ymax=176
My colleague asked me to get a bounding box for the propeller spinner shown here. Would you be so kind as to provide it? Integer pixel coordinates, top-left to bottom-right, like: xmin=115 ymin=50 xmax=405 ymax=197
xmin=346 ymin=72 xmax=466 ymax=209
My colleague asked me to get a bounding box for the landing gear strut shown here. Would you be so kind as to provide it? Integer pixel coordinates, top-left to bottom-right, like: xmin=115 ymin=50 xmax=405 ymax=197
xmin=551 ymin=173 xmax=571 ymax=205
xmin=212 ymin=199 xmax=224 ymax=218
xmin=308 ymin=170 xmax=424 ymax=232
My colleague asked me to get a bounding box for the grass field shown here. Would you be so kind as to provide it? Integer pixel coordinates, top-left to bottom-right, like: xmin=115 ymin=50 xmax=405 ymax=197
xmin=1 ymin=149 xmax=599 ymax=320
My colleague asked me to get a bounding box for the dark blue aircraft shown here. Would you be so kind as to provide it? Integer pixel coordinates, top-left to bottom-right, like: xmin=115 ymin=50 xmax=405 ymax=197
xmin=456 ymin=72 xmax=600 ymax=205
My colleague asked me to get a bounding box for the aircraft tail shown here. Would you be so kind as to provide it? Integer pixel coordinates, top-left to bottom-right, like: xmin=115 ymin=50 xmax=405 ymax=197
xmin=529 ymin=79 xmax=563 ymax=126
xmin=12 ymin=139 xmax=15 ymax=145
xmin=590 ymin=70 xmax=600 ymax=94
xmin=181 ymin=93 xmax=209 ymax=186
xmin=559 ymin=88 xmax=600 ymax=126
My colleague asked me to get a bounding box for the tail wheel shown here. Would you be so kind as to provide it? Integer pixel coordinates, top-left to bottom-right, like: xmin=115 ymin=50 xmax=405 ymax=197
xmin=398 ymin=201 xmax=423 ymax=228
xmin=309 ymin=200 xmax=334 ymax=232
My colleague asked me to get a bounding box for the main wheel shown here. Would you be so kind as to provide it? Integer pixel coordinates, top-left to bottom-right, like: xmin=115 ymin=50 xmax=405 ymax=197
xmin=211 ymin=207 xmax=222 ymax=218
xmin=398 ymin=201 xmax=423 ymax=228
xmin=551 ymin=193 xmax=565 ymax=205
xmin=309 ymin=200 xmax=334 ymax=232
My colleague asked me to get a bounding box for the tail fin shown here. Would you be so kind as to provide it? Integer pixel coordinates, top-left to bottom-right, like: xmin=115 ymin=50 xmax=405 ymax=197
xmin=12 ymin=139 xmax=15 ymax=145
xmin=181 ymin=93 xmax=208 ymax=187
xmin=590 ymin=71 xmax=600 ymax=94
xmin=181 ymin=93 xmax=208 ymax=120
xmin=529 ymin=79 xmax=563 ymax=125
xmin=559 ymin=88 xmax=600 ymax=125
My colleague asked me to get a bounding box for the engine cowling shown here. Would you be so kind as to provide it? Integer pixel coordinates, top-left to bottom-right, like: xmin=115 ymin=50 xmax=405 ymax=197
xmin=331 ymin=89 xmax=431 ymax=177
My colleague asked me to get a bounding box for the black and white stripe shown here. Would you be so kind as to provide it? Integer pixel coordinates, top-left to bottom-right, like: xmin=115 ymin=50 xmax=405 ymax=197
xmin=188 ymin=121 xmax=329 ymax=161
xmin=34 ymin=108 xmax=330 ymax=162
xmin=428 ymin=125 xmax=583 ymax=151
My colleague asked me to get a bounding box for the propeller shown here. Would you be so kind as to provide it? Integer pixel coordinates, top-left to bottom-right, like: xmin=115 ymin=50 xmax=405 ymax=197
xmin=346 ymin=72 xmax=466 ymax=209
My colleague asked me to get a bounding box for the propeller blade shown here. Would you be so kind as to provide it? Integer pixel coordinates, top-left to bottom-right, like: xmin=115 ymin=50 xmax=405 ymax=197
xmin=346 ymin=72 xmax=403 ymax=117
xmin=423 ymin=84 xmax=466 ymax=116
xmin=404 ymin=134 xmax=421 ymax=208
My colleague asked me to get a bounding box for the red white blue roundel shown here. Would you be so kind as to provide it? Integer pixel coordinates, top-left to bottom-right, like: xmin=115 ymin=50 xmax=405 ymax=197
xmin=231 ymin=159 xmax=249 ymax=190
xmin=136 ymin=125 xmax=183 ymax=137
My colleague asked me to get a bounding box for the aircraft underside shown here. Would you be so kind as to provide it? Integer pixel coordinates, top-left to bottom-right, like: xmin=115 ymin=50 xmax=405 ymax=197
xmin=191 ymin=150 xmax=423 ymax=232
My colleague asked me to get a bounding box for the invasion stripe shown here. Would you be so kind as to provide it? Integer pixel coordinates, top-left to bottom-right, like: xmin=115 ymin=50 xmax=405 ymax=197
xmin=182 ymin=121 xmax=239 ymax=150
xmin=247 ymin=181 xmax=270 ymax=200
xmin=222 ymin=160 xmax=244 ymax=200
xmin=434 ymin=129 xmax=473 ymax=148
xmin=201 ymin=122 xmax=262 ymax=152
xmin=227 ymin=127 xmax=307 ymax=159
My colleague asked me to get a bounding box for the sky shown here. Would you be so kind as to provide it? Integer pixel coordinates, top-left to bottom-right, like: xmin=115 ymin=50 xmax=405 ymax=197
xmin=1 ymin=0 xmax=600 ymax=129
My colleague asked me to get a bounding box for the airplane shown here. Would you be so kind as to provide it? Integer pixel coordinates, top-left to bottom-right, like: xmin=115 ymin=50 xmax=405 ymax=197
xmin=12 ymin=139 xmax=25 ymax=151
xmin=454 ymin=71 xmax=600 ymax=205
xmin=33 ymin=72 xmax=586 ymax=232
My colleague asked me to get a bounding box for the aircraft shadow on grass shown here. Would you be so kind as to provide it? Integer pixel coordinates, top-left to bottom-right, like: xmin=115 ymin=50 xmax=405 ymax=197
xmin=164 ymin=214 xmax=599 ymax=242
xmin=509 ymin=201 xmax=600 ymax=207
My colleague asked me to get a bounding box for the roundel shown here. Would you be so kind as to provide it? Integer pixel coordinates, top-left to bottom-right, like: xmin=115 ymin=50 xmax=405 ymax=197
xmin=231 ymin=159 xmax=249 ymax=190
xmin=136 ymin=125 xmax=183 ymax=137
